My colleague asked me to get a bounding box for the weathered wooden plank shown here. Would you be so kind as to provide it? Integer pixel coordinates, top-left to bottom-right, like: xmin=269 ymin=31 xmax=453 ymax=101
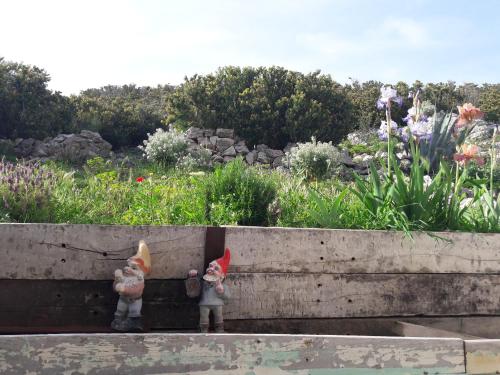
xmin=225 ymin=226 xmax=500 ymax=274
xmin=0 ymin=280 xmax=198 ymax=332
xmin=227 ymin=317 xmax=500 ymax=338
xmin=465 ymin=339 xmax=500 ymax=374
xmin=0 ymin=333 xmax=465 ymax=374
xmin=391 ymin=321 xmax=482 ymax=339
xmin=0 ymin=223 xmax=205 ymax=280
xmin=225 ymin=318 xmax=398 ymax=336
xmin=224 ymin=273 xmax=500 ymax=319
xmin=406 ymin=317 xmax=500 ymax=340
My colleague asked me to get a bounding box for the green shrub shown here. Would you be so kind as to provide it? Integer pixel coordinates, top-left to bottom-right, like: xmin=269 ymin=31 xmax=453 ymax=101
xmin=166 ymin=66 xmax=353 ymax=148
xmin=204 ymin=158 xmax=276 ymax=226
xmin=71 ymin=84 xmax=173 ymax=148
xmin=286 ymin=137 xmax=343 ymax=180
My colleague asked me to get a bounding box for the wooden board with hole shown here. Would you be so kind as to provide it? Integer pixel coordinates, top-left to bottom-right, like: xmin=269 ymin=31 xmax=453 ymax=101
xmin=0 ymin=224 xmax=205 ymax=280
xmin=223 ymin=273 xmax=500 ymax=319
xmin=225 ymin=226 xmax=500 ymax=274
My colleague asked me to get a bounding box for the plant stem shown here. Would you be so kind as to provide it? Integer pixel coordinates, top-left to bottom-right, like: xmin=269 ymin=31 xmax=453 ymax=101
xmin=386 ymin=101 xmax=392 ymax=177
xmin=490 ymin=127 xmax=498 ymax=195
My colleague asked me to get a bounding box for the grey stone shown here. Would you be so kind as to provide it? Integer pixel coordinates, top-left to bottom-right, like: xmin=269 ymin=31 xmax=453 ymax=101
xmin=223 ymin=156 xmax=236 ymax=163
xmin=222 ymin=146 xmax=236 ymax=157
xmin=186 ymin=127 xmax=204 ymax=140
xmin=14 ymin=138 xmax=36 ymax=157
xmin=234 ymin=141 xmax=249 ymax=155
xmin=257 ymin=151 xmax=270 ymax=164
xmin=216 ymin=138 xmax=235 ymax=152
xmin=341 ymin=150 xmax=355 ymax=167
xmin=210 ymin=136 xmax=219 ymax=145
xmin=197 ymin=137 xmax=215 ymax=150
xmin=255 ymin=144 xmax=269 ymax=152
xmin=32 ymin=141 xmax=48 ymax=157
xmin=265 ymin=149 xmax=284 ymax=159
xmin=245 ymin=151 xmax=256 ymax=165
xmin=212 ymin=154 xmax=224 ymax=163
xmin=216 ymin=128 xmax=234 ymax=138
xmin=203 ymin=129 xmax=215 ymax=137
xmin=272 ymin=156 xmax=284 ymax=168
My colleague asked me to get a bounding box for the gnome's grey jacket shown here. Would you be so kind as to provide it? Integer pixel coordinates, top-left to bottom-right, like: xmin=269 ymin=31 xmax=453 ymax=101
xmin=199 ymin=280 xmax=230 ymax=306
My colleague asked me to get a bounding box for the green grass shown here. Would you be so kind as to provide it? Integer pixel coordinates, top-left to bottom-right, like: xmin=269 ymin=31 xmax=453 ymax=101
xmin=0 ymin=155 xmax=498 ymax=233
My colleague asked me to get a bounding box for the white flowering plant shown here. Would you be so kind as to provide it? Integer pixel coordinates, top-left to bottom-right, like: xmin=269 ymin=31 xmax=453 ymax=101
xmin=285 ymin=137 xmax=343 ymax=180
xmin=139 ymin=127 xmax=189 ymax=167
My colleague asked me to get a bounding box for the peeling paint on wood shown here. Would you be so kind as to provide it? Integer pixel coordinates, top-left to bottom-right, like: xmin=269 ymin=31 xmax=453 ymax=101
xmin=225 ymin=226 xmax=500 ymax=274
xmin=0 ymin=224 xmax=205 ymax=280
xmin=0 ymin=334 xmax=465 ymax=374
xmin=465 ymin=339 xmax=500 ymax=374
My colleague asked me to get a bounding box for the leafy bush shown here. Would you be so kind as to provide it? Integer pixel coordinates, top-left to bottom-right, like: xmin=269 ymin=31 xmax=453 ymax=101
xmin=204 ymin=158 xmax=276 ymax=226
xmin=139 ymin=127 xmax=189 ymax=167
xmin=166 ymin=66 xmax=353 ymax=148
xmin=71 ymin=84 xmax=173 ymax=148
xmin=0 ymin=58 xmax=74 ymax=140
xmin=286 ymin=137 xmax=343 ymax=180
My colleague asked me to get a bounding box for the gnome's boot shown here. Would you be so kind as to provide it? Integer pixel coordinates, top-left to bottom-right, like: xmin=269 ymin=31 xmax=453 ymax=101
xmin=199 ymin=323 xmax=209 ymax=333
xmin=124 ymin=317 xmax=144 ymax=332
xmin=214 ymin=322 xmax=224 ymax=333
xmin=111 ymin=316 xmax=127 ymax=332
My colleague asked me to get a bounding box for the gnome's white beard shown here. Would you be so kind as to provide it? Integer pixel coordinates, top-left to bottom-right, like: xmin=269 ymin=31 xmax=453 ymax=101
xmin=203 ymin=274 xmax=220 ymax=283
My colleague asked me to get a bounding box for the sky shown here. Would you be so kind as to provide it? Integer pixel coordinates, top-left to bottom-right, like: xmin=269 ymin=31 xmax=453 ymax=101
xmin=1 ymin=0 xmax=499 ymax=95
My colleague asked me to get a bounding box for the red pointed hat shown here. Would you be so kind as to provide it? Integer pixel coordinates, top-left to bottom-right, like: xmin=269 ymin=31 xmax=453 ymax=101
xmin=215 ymin=248 xmax=231 ymax=276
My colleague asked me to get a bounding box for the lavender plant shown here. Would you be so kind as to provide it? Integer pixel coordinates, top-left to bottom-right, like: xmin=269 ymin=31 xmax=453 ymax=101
xmin=0 ymin=159 xmax=58 ymax=222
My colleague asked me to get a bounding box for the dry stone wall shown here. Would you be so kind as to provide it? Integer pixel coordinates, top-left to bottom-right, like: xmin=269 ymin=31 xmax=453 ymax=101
xmin=10 ymin=130 xmax=112 ymax=163
xmin=185 ymin=127 xmax=289 ymax=168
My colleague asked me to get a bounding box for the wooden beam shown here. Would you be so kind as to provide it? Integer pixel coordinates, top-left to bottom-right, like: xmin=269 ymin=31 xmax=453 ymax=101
xmin=0 ymin=280 xmax=198 ymax=332
xmin=392 ymin=321 xmax=482 ymax=339
xmin=405 ymin=316 xmax=500 ymax=339
xmin=225 ymin=226 xmax=500 ymax=274
xmin=0 ymin=224 xmax=206 ymax=280
xmin=0 ymin=333 xmax=465 ymax=374
xmin=224 ymin=273 xmax=500 ymax=319
xmin=465 ymin=339 xmax=500 ymax=374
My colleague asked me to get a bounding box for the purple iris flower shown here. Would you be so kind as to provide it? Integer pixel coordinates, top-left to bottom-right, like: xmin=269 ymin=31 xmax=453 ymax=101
xmin=398 ymin=127 xmax=410 ymax=143
xmin=402 ymin=114 xmax=412 ymax=124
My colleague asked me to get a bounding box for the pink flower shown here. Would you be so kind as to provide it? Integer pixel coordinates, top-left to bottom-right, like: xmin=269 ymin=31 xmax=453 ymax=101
xmin=456 ymin=103 xmax=484 ymax=128
xmin=453 ymin=144 xmax=485 ymax=167
xmin=136 ymin=177 xmax=145 ymax=183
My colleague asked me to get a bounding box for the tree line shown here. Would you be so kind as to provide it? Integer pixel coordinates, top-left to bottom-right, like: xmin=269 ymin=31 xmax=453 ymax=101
xmin=1 ymin=58 xmax=498 ymax=149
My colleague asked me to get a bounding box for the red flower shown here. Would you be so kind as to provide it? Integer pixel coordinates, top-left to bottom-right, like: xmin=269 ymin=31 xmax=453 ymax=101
xmin=136 ymin=177 xmax=145 ymax=183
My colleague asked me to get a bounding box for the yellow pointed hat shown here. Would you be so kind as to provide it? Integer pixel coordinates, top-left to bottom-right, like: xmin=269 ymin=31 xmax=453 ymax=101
xmin=130 ymin=240 xmax=151 ymax=274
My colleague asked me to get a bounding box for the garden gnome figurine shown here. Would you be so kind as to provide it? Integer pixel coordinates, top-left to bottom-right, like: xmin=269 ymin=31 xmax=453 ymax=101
xmin=186 ymin=248 xmax=231 ymax=333
xmin=111 ymin=240 xmax=151 ymax=332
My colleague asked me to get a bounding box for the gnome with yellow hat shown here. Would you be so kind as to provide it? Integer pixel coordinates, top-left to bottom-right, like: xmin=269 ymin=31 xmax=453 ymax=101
xmin=111 ymin=240 xmax=151 ymax=332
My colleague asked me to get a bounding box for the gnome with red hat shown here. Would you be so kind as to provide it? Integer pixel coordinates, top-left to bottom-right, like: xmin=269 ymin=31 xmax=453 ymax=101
xmin=186 ymin=248 xmax=231 ymax=333
xmin=111 ymin=240 xmax=151 ymax=332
